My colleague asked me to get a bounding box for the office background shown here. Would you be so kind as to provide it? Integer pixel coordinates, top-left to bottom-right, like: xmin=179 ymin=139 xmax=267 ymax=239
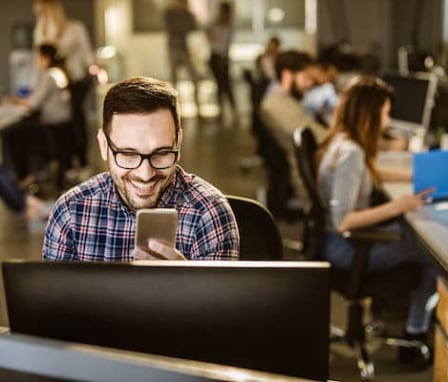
xmin=0 ymin=1 xmax=446 ymax=381
xmin=0 ymin=0 xmax=445 ymax=93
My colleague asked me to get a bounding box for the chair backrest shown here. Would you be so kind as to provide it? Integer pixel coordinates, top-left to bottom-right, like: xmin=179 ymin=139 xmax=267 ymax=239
xmin=226 ymin=195 xmax=283 ymax=260
xmin=292 ymin=127 xmax=326 ymax=260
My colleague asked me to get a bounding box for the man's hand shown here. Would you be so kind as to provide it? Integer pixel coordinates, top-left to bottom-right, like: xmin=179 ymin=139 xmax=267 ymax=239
xmin=132 ymin=239 xmax=186 ymax=261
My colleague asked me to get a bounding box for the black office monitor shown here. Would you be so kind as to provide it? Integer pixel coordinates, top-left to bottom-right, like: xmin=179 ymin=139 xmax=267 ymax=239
xmin=2 ymin=261 xmax=330 ymax=381
xmin=382 ymin=71 xmax=437 ymax=134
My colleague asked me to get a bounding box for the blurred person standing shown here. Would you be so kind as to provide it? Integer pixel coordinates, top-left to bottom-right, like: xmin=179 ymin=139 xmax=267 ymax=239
xmin=206 ymin=1 xmax=236 ymax=123
xmin=33 ymin=0 xmax=96 ymax=175
xmin=164 ymin=0 xmax=202 ymax=118
xmin=256 ymin=36 xmax=281 ymax=83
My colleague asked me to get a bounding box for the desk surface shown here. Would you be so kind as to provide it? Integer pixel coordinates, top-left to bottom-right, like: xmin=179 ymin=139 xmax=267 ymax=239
xmin=0 ymin=332 xmax=320 ymax=382
xmin=379 ymin=151 xmax=448 ymax=275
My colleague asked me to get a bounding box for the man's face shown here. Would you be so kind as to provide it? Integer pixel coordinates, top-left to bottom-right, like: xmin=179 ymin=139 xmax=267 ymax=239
xmin=97 ymin=109 xmax=182 ymax=211
xmin=290 ymin=68 xmax=314 ymax=99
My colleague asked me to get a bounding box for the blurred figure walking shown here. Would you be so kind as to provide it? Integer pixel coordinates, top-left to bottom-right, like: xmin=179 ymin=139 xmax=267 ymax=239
xmin=165 ymin=0 xmax=202 ymax=118
xmin=206 ymin=1 xmax=236 ymax=123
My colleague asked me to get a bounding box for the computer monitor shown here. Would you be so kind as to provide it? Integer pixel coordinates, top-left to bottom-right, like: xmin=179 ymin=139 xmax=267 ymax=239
xmin=381 ymin=70 xmax=437 ymax=134
xmin=2 ymin=261 xmax=331 ymax=381
xmin=0 ymin=332 xmax=317 ymax=382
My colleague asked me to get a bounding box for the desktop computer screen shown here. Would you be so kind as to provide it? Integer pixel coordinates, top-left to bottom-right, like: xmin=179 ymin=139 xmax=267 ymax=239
xmin=382 ymin=71 xmax=437 ymax=134
xmin=2 ymin=260 xmax=331 ymax=381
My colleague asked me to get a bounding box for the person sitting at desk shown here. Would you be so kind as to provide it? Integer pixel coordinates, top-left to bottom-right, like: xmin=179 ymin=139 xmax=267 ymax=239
xmin=2 ymin=43 xmax=71 ymax=188
xmin=43 ymin=76 xmax=240 ymax=262
xmin=260 ymin=50 xmax=327 ymax=204
xmin=316 ymin=75 xmax=438 ymax=366
xmin=302 ymin=60 xmax=340 ymax=127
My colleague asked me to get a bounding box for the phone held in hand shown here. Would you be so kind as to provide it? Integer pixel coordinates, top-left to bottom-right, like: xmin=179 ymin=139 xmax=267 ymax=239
xmin=135 ymin=208 xmax=178 ymax=253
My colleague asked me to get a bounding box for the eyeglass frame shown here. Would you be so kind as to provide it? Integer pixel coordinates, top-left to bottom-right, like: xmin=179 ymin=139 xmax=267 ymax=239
xmin=104 ymin=133 xmax=180 ymax=170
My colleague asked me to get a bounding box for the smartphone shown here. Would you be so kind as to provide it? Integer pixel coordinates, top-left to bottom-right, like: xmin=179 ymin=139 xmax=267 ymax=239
xmin=135 ymin=208 xmax=178 ymax=253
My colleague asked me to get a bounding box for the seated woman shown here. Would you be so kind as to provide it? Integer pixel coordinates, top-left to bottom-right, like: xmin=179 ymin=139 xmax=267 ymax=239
xmin=315 ymin=75 xmax=438 ymax=366
xmin=2 ymin=43 xmax=71 ymax=188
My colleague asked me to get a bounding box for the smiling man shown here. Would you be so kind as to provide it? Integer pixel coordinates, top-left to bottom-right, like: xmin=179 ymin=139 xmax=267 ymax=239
xmin=43 ymin=76 xmax=239 ymax=261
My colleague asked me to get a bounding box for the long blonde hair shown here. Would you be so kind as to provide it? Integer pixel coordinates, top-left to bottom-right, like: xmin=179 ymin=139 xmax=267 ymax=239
xmin=316 ymin=75 xmax=394 ymax=185
xmin=33 ymin=0 xmax=67 ymax=44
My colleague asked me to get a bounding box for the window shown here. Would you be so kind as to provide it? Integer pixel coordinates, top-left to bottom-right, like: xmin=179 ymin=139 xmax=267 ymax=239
xmin=132 ymin=0 xmax=307 ymax=32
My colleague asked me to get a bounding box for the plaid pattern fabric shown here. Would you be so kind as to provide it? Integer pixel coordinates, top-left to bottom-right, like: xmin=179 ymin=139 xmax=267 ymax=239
xmin=43 ymin=166 xmax=240 ymax=261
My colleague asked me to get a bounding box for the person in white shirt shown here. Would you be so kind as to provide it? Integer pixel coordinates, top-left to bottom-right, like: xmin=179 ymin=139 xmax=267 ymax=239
xmin=2 ymin=43 xmax=71 ymax=188
xmin=33 ymin=0 xmax=96 ymax=171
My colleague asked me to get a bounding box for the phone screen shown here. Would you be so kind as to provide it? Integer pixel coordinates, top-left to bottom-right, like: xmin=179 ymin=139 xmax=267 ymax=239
xmin=135 ymin=208 xmax=178 ymax=252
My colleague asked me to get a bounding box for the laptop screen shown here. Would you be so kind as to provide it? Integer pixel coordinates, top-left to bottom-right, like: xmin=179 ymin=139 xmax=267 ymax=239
xmin=2 ymin=260 xmax=330 ymax=381
xmin=413 ymin=150 xmax=448 ymax=201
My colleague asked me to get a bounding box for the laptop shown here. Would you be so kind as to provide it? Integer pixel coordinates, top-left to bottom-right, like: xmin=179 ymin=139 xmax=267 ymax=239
xmin=2 ymin=260 xmax=330 ymax=381
xmin=413 ymin=150 xmax=448 ymax=202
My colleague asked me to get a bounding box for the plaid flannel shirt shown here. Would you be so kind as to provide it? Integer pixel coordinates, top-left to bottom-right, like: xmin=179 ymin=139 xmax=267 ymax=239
xmin=43 ymin=166 xmax=240 ymax=261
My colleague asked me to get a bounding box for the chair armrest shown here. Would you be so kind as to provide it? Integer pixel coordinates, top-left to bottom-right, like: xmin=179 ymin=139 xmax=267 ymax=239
xmin=282 ymin=238 xmax=303 ymax=252
xmin=342 ymin=229 xmax=401 ymax=242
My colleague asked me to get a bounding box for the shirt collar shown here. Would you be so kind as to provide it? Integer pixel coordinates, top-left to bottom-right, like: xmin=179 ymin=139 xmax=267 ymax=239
xmin=158 ymin=165 xmax=182 ymax=208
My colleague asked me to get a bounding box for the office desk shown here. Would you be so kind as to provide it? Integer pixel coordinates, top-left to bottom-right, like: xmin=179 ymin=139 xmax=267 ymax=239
xmin=0 ymin=332 xmax=321 ymax=382
xmin=379 ymin=151 xmax=448 ymax=382
xmin=379 ymin=151 xmax=448 ymax=275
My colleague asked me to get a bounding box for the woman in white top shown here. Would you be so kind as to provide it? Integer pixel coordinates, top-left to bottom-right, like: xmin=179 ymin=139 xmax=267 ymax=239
xmin=316 ymin=75 xmax=437 ymax=366
xmin=33 ymin=0 xmax=95 ymax=168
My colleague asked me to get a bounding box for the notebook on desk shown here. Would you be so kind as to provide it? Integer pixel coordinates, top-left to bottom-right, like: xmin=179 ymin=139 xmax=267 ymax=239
xmin=413 ymin=150 xmax=448 ymax=202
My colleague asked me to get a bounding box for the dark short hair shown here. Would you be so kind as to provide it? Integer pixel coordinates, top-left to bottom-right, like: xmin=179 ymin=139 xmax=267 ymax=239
xmin=102 ymin=76 xmax=181 ymax=141
xmin=37 ymin=43 xmax=64 ymax=67
xmin=274 ymin=50 xmax=313 ymax=80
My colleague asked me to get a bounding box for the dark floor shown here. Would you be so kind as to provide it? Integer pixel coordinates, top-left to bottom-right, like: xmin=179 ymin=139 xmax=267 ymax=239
xmin=0 ymin=80 xmax=433 ymax=381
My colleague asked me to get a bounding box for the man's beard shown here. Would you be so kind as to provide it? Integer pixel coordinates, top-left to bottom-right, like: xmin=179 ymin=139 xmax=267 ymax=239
xmin=290 ymin=83 xmax=304 ymax=100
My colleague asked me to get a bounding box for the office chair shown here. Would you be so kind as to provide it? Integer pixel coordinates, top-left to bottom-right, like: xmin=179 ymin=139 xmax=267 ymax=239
xmin=43 ymin=120 xmax=74 ymax=191
xmin=226 ymin=194 xmax=283 ymax=260
xmin=240 ymin=70 xmax=302 ymax=221
xmin=292 ymin=126 xmax=430 ymax=381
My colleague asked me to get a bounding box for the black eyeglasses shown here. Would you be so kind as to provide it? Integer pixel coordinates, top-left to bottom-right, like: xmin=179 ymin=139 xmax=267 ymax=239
xmin=104 ymin=134 xmax=179 ymax=170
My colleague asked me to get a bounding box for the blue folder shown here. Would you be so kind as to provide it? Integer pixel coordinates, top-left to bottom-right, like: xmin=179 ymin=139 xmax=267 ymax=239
xmin=413 ymin=150 xmax=448 ymax=201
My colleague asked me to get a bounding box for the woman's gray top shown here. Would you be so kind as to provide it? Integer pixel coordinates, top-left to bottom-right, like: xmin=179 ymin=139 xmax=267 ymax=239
xmin=317 ymin=133 xmax=373 ymax=231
